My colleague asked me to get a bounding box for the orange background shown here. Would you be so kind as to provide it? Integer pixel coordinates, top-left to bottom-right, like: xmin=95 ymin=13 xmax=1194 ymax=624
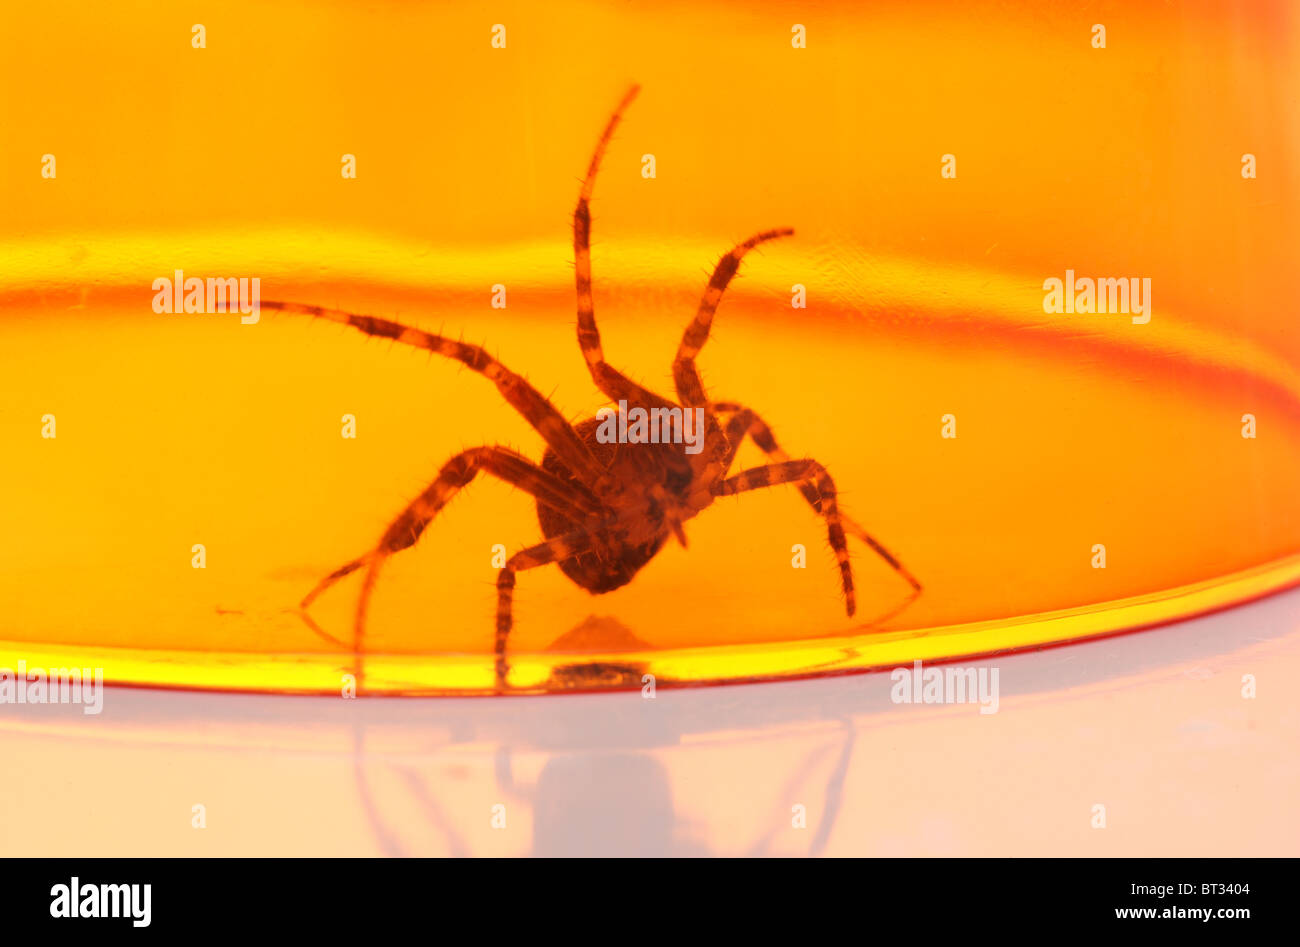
xmin=0 ymin=1 xmax=1298 ymax=692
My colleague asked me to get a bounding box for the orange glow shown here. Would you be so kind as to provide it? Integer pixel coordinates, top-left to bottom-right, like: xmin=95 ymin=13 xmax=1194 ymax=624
xmin=1 ymin=1 xmax=1297 ymax=694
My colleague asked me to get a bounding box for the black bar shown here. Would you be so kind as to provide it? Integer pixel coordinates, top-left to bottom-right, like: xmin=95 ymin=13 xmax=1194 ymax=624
xmin=0 ymin=857 xmax=1283 ymax=934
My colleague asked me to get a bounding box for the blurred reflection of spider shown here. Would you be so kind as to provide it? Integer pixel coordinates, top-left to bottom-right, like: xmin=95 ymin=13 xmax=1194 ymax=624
xmin=268 ymin=85 xmax=920 ymax=690
xmin=350 ymin=713 xmax=857 ymax=857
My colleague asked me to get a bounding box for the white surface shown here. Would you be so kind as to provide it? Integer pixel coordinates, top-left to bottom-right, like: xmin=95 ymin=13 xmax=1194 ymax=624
xmin=2 ymin=587 xmax=1297 ymax=856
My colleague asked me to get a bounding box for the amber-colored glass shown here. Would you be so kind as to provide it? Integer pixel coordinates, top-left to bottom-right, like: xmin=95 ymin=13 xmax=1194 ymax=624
xmin=1 ymin=1 xmax=1297 ymax=693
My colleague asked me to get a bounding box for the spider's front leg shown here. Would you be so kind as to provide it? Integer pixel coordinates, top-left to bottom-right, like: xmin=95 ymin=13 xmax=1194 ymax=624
xmin=672 ymin=229 xmax=793 ymax=408
xmin=260 ymin=301 xmax=612 ymax=492
xmin=298 ymin=446 xmax=602 ymax=690
xmin=714 ymin=459 xmax=856 ymax=616
xmin=569 ymin=86 xmax=674 ymax=408
xmin=713 ymin=401 xmax=922 ymax=596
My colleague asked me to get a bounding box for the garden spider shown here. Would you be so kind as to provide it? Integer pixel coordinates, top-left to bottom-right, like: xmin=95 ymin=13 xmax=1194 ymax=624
xmin=265 ymin=85 xmax=921 ymax=691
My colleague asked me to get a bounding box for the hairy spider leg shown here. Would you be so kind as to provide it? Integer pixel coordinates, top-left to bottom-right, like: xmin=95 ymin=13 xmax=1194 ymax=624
xmin=672 ymin=229 xmax=794 ymax=409
xmin=300 ymin=446 xmax=606 ymax=690
xmin=571 ymin=84 xmax=664 ymax=406
xmin=712 ymin=401 xmax=923 ymax=595
xmin=714 ymin=459 xmax=855 ymax=617
xmin=300 ymin=444 xmax=603 ymax=608
xmin=261 ymin=301 xmax=613 ymax=494
xmin=496 ymin=527 xmax=600 ymax=690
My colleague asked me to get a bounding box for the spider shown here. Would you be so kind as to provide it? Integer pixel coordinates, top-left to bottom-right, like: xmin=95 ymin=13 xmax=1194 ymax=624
xmin=264 ymin=85 xmax=921 ymax=692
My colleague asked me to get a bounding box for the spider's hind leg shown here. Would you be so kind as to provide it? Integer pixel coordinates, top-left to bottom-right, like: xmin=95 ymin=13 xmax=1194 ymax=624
xmin=714 ymin=458 xmax=856 ymax=616
xmin=495 ymin=527 xmax=597 ymax=691
xmin=298 ymin=446 xmax=604 ymax=690
xmin=713 ymin=401 xmax=922 ymax=596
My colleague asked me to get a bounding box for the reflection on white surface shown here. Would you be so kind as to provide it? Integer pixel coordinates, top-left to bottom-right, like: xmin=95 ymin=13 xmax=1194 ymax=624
xmin=2 ymin=587 xmax=1298 ymax=856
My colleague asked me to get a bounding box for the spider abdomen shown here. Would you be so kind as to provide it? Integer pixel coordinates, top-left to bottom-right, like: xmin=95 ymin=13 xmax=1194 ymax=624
xmin=537 ymin=414 xmax=686 ymax=593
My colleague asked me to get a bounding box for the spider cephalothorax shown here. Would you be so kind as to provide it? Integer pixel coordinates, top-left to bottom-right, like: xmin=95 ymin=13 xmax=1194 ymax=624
xmin=266 ymin=85 xmax=921 ymax=691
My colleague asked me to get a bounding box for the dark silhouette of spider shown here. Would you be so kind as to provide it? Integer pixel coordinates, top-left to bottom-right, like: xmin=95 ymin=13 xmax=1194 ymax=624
xmin=264 ymin=85 xmax=921 ymax=692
